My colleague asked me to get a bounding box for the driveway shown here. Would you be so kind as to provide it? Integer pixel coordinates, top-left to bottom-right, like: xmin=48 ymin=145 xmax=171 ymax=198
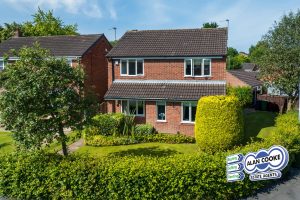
xmin=245 ymin=168 xmax=300 ymax=200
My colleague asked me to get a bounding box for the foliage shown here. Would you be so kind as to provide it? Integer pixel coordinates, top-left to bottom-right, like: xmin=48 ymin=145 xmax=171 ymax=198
xmin=0 ymin=8 xmax=77 ymax=42
xmin=0 ymin=44 xmax=97 ymax=156
xmin=0 ymin=22 xmax=22 ymax=43
xmin=202 ymin=22 xmax=219 ymax=28
xmin=195 ymin=96 xmax=244 ymax=153
xmin=109 ymin=40 xmax=118 ymax=47
xmin=227 ymin=47 xmax=239 ymax=58
xmin=123 ymin=114 xmax=136 ymax=136
xmin=249 ymin=41 xmax=268 ymax=63
xmin=0 ymin=142 xmax=288 ymax=200
xmin=270 ymin=111 xmax=300 ymax=154
xmin=227 ymin=47 xmax=250 ymax=69
xmin=255 ymin=10 xmax=300 ymax=109
xmin=85 ymin=135 xmax=138 ymax=146
xmin=227 ymin=85 xmax=253 ymax=107
xmin=86 ymin=113 xmax=125 ymax=136
xmin=135 ymin=123 xmax=155 ymax=135
xmin=85 ymin=133 xmax=195 ymax=147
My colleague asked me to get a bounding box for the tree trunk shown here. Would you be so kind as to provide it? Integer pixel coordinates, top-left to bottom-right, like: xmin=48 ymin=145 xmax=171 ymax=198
xmin=58 ymin=122 xmax=68 ymax=156
xmin=287 ymin=97 xmax=297 ymax=112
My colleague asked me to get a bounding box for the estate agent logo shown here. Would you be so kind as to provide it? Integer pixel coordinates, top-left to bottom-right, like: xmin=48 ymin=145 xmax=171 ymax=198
xmin=226 ymin=145 xmax=289 ymax=182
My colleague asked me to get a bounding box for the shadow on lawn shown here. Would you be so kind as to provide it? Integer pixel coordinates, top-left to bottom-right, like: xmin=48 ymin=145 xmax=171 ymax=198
xmin=0 ymin=142 xmax=10 ymax=149
xmin=109 ymin=146 xmax=180 ymax=157
xmin=243 ymin=111 xmax=277 ymax=144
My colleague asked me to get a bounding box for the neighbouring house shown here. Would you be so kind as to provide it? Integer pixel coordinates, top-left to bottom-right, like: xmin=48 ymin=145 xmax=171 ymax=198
xmin=226 ymin=63 xmax=262 ymax=105
xmin=105 ymin=28 xmax=228 ymax=136
xmin=0 ymin=34 xmax=112 ymax=103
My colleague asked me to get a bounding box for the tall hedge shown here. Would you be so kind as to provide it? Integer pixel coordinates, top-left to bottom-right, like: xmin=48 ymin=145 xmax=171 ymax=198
xmin=195 ymin=95 xmax=244 ymax=153
xmin=227 ymin=86 xmax=253 ymax=107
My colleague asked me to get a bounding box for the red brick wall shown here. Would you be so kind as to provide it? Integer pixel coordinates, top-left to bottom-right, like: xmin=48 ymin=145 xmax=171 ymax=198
xmin=107 ymin=100 xmax=195 ymax=136
xmin=81 ymin=37 xmax=112 ymax=102
xmin=226 ymin=71 xmax=249 ymax=87
xmin=108 ymin=58 xmax=226 ymax=83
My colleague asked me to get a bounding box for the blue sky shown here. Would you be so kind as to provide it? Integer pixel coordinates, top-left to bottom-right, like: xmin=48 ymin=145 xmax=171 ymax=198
xmin=0 ymin=0 xmax=299 ymax=52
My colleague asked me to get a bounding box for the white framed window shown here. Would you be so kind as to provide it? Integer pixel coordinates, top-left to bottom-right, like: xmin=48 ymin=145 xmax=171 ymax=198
xmin=184 ymin=58 xmax=211 ymax=77
xmin=181 ymin=102 xmax=197 ymax=123
xmin=156 ymin=101 xmax=166 ymax=121
xmin=120 ymin=59 xmax=144 ymax=76
xmin=0 ymin=60 xmax=5 ymax=70
xmin=121 ymin=100 xmax=145 ymax=116
xmin=67 ymin=59 xmax=73 ymax=67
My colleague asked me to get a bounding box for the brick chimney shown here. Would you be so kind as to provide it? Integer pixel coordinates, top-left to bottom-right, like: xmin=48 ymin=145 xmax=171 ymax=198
xmin=13 ymin=29 xmax=21 ymax=38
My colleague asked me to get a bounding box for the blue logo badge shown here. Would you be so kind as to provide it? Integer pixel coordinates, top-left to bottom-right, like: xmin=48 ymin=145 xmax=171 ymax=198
xmin=226 ymin=145 xmax=289 ymax=182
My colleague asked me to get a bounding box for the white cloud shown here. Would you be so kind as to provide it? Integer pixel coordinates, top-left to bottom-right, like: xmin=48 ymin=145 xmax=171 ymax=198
xmin=4 ymin=0 xmax=103 ymax=18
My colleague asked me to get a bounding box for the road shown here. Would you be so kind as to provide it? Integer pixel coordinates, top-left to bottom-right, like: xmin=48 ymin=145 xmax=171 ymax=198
xmin=245 ymin=168 xmax=300 ymax=200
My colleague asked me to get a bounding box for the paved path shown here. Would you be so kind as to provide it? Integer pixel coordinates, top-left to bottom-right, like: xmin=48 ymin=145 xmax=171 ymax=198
xmin=58 ymin=138 xmax=84 ymax=155
xmin=245 ymin=168 xmax=300 ymax=200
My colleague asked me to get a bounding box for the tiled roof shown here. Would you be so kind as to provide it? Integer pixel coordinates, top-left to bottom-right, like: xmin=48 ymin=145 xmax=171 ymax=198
xmin=104 ymin=80 xmax=226 ymax=100
xmin=107 ymin=28 xmax=228 ymax=57
xmin=0 ymin=34 xmax=104 ymax=57
xmin=241 ymin=63 xmax=258 ymax=72
xmin=228 ymin=70 xmax=262 ymax=87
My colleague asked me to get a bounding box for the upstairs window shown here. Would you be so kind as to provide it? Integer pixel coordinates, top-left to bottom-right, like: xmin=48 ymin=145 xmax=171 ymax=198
xmin=184 ymin=59 xmax=211 ymax=77
xmin=120 ymin=59 xmax=144 ymax=76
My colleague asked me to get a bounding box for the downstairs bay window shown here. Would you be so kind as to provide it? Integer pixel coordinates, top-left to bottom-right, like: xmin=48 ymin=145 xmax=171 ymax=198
xmin=184 ymin=58 xmax=211 ymax=77
xmin=121 ymin=100 xmax=144 ymax=116
xmin=181 ymin=102 xmax=197 ymax=123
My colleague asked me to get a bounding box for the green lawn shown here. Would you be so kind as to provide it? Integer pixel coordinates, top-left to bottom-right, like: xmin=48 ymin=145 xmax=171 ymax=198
xmin=244 ymin=111 xmax=277 ymax=143
xmin=76 ymin=142 xmax=198 ymax=157
xmin=0 ymin=132 xmax=15 ymax=155
xmin=0 ymin=131 xmax=80 ymax=154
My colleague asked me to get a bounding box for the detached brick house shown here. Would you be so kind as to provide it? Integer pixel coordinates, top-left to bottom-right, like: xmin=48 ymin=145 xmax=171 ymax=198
xmin=0 ymin=34 xmax=112 ymax=102
xmin=105 ymin=28 xmax=228 ymax=136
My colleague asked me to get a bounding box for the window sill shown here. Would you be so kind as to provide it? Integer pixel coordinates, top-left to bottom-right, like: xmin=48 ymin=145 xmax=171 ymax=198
xmin=184 ymin=75 xmax=212 ymax=78
xmin=181 ymin=121 xmax=195 ymax=124
xmin=156 ymin=120 xmax=167 ymax=123
xmin=120 ymin=74 xmax=144 ymax=77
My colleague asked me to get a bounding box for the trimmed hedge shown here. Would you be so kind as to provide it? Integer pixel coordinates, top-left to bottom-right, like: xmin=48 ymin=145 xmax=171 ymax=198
xmin=135 ymin=123 xmax=155 ymax=135
xmin=195 ymin=96 xmax=244 ymax=153
xmin=84 ymin=113 xmax=125 ymax=137
xmin=0 ymin=148 xmax=273 ymax=200
xmin=227 ymin=85 xmax=253 ymax=107
xmin=85 ymin=133 xmax=195 ymax=146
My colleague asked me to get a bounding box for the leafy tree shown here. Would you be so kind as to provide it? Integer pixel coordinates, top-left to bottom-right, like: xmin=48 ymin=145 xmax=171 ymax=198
xmin=256 ymin=10 xmax=300 ymax=110
xmin=0 ymin=8 xmax=77 ymax=42
xmin=0 ymin=44 xmax=97 ymax=156
xmin=202 ymin=22 xmax=219 ymax=28
xmin=227 ymin=47 xmax=239 ymax=57
xmin=226 ymin=47 xmax=250 ymax=69
xmin=0 ymin=22 xmax=22 ymax=42
xmin=249 ymin=41 xmax=268 ymax=63
xmin=110 ymin=40 xmax=118 ymax=47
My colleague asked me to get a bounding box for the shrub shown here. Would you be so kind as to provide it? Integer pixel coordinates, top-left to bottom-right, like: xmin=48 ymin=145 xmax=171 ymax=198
xmin=85 ymin=133 xmax=195 ymax=146
xmin=195 ymin=95 xmax=244 ymax=153
xmin=85 ymin=135 xmax=138 ymax=146
xmin=0 ymin=146 xmax=285 ymax=200
xmin=227 ymin=85 xmax=253 ymax=107
xmin=135 ymin=123 xmax=155 ymax=135
xmin=85 ymin=113 xmax=126 ymax=137
xmin=267 ymin=111 xmax=300 ymax=154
